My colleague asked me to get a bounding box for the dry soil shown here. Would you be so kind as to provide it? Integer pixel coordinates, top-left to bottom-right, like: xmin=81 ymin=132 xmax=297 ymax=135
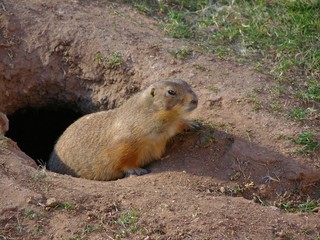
xmin=0 ymin=0 xmax=319 ymax=239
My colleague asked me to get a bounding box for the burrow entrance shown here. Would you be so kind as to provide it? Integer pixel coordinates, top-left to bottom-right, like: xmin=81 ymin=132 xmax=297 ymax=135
xmin=6 ymin=105 xmax=83 ymax=165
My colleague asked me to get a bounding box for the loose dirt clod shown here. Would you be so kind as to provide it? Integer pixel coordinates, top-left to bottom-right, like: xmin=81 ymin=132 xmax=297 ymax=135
xmin=45 ymin=198 xmax=59 ymax=208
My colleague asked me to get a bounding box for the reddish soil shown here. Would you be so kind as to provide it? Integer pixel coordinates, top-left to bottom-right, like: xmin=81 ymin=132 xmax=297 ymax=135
xmin=0 ymin=0 xmax=319 ymax=239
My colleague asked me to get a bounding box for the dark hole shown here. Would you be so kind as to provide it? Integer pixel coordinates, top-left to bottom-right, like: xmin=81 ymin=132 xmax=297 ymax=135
xmin=6 ymin=105 xmax=83 ymax=165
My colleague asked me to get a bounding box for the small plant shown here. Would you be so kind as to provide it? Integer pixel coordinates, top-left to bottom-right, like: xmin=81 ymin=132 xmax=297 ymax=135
xmin=268 ymin=100 xmax=282 ymax=114
xmin=201 ymin=135 xmax=216 ymax=147
xmin=252 ymin=96 xmax=262 ymax=112
xmin=49 ymin=201 xmax=76 ymax=211
xmin=31 ymin=166 xmax=47 ymax=181
xmin=169 ymin=48 xmax=192 ymax=59
xmin=133 ymin=1 xmax=153 ymax=15
xmin=293 ymin=131 xmax=320 ymax=154
xmin=163 ymin=10 xmax=191 ymax=38
xmin=208 ymin=85 xmax=218 ymax=93
xmin=58 ymin=202 xmax=76 ymax=210
xmin=225 ymin=184 xmax=241 ymax=195
xmin=280 ymin=201 xmax=319 ymax=213
xmin=289 ymin=107 xmax=308 ymax=121
xmin=269 ymin=84 xmax=285 ymax=99
xmin=35 ymin=226 xmax=45 ymax=234
xmin=14 ymin=215 xmax=23 ymax=234
xmin=193 ymin=63 xmax=206 ymax=71
xmin=84 ymin=225 xmax=100 ymax=234
xmin=24 ymin=209 xmax=37 ymax=218
xmin=296 ymin=80 xmax=320 ymax=104
xmin=96 ymin=50 xmax=122 ymax=68
xmin=287 ymin=106 xmax=318 ymax=123
xmin=240 ymin=92 xmax=263 ymax=112
xmin=298 ymin=202 xmax=319 ymax=212
xmin=115 ymin=210 xmax=139 ymax=238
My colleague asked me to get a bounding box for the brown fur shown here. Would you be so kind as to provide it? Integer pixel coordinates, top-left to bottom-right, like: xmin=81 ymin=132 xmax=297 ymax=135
xmin=47 ymin=80 xmax=198 ymax=181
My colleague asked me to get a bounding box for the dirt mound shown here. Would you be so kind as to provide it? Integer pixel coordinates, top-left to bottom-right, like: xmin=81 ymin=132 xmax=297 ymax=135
xmin=1 ymin=0 xmax=319 ymax=239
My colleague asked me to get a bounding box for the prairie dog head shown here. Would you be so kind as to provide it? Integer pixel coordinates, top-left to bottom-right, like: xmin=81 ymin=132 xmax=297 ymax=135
xmin=146 ymin=80 xmax=198 ymax=114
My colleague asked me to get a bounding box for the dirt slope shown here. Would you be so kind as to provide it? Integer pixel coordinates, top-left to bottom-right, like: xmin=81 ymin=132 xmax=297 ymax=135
xmin=0 ymin=0 xmax=319 ymax=239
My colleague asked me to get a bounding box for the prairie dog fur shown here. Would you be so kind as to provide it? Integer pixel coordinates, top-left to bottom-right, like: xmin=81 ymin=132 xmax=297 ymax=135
xmin=47 ymin=80 xmax=198 ymax=181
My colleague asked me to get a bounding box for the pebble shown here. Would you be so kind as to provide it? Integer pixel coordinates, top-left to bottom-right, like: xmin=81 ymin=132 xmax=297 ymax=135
xmin=46 ymin=197 xmax=59 ymax=207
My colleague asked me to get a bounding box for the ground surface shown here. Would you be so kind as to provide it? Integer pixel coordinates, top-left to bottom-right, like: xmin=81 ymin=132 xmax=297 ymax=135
xmin=0 ymin=0 xmax=319 ymax=239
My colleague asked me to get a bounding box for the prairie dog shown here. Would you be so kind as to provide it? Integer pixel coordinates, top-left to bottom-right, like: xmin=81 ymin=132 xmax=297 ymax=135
xmin=47 ymin=80 xmax=198 ymax=181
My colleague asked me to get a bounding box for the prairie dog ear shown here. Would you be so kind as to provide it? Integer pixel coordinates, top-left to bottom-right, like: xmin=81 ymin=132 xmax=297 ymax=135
xmin=150 ymin=87 xmax=155 ymax=97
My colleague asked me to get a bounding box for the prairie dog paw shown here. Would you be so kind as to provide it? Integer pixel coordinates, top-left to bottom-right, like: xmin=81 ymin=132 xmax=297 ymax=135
xmin=125 ymin=168 xmax=151 ymax=177
xmin=184 ymin=120 xmax=202 ymax=131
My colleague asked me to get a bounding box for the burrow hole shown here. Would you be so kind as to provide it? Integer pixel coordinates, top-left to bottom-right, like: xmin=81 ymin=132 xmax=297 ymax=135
xmin=6 ymin=104 xmax=84 ymax=165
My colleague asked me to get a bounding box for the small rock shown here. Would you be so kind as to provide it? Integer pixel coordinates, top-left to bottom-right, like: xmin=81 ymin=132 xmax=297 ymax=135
xmin=268 ymin=206 xmax=280 ymax=211
xmin=46 ymin=198 xmax=59 ymax=207
xmin=275 ymin=230 xmax=286 ymax=238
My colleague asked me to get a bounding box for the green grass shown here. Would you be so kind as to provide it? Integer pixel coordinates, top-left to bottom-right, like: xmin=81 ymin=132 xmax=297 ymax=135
xmin=296 ymin=79 xmax=320 ymax=103
xmin=58 ymin=202 xmax=76 ymax=210
xmin=193 ymin=63 xmax=207 ymax=71
xmin=133 ymin=1 xmax=153 ymax=14
xmin=268 ymin=100 xmax=282 ymax=114
xmin=96 ymin=50 xmax=122 ymax=68
xmin=68 ymin=225 xmax=101 ymax=240
xmin=31 ymin=167 xmax=47 ymax=181
xmin=84 ymin=225 xmax=101 ymax=234
xmin=35 ymin=226 xmax=45 ymax=234
xmin=208 ymin=85 xmax=218 ymax=93
xmin=24 ymin=209 xmax=38 ymax=219
xmin=203 ymin=1 xmax=320 ymax=78
xmin=251 ymin=95 xmax=262 ymax=112
xmin=169 ymin=48 xmax=192 ymax=59
xmin=288 ymin=107 xmax=318 ymax=122
xmin=115 ymin=210 xmax=140 ymax=238
xmin=163 ymin=10 xmax=192 ymax=38
xmin=293 ymin=131 xmax=320 ymax=154
xmin=280 ymin=201 xmax=319 ymax=213
xmin=289 ymin=107 xmax=309 ymax=121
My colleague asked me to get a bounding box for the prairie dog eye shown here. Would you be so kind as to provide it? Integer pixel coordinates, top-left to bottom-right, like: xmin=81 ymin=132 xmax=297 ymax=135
xmin=167 ymin=89 xmax=176 ymax=95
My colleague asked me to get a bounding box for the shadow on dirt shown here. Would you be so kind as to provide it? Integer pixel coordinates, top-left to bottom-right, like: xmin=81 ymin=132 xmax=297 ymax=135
xmin=149 ymin=125 xmax=320 ymax=201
